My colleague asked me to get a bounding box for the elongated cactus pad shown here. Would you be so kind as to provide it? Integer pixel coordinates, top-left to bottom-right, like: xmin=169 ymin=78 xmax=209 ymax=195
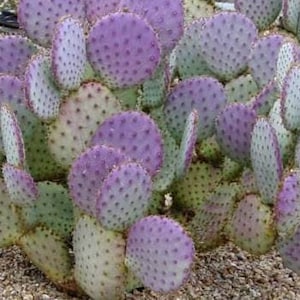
xmin=228 ymin=194 xmax=276 ymax=255
xmin=199 ymin=12 xmax=258 ymax=81
xmin=2 ymin=163 xmax=38 ymax=205
xmin=87 ymin=12 xmax=161 ymax=89
xmin=1 ymin=104 xmax=25 ymax=167
xmin=25 ymin=54 xmax=61 ymax=120
xmin=96 ymin=161 xmax=152 ymax=231
xmin=164 ymin=76 xmax=227 ymax=141
xmin=120 ymin=0 xmax=184 ymax=55
xmin=250 ymin=118 xmax=283 ymax=204
xmin=234 ymin=0 xmax=282 ymax=30
xmin=126 ymin=216 xmax=195 ymax=293
xmin=51 ymin=16 xmax=86 ymax=90
xmin=215 ymin=103 xmax=257 ymax=163
xmin=73 ymin=215 xmax=126 ymax=300
xmin=17 ymin=0 xmax=85 ymax=46
xmin=0 ymin=35 xmax=37 ymax=76
xmin=48 ymin=81 xmax=122 ymax=168
xmin=68 ymin=145 xmax=128 ymax=217
xmin=91 ymin=111 xmax=163 ymax=177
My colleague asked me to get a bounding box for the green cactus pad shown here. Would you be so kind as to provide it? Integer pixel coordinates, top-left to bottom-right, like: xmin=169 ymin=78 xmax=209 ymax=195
xmin=96 ymin=161 xmax=152 ymax=231
xmin=73 ymin=215 xmax=126 ymax=300
xmin=2 ymin=163 xmax=38 ymax=205
xmin=48 ymin=81 xmax=122 ymax=168
xmin=51 ymin=16 xmax=86 ymax=90
xmin=282 ymin=0 xmax=300 ymax=40
xmin=0 ymin=179 xmax=23 ymax=247
xmin=112 ymin=86 xmax=139 ymax=110
xmin=24 ymin=54 xmax=61 ymax=120
xmin=190 ymin=183 xmax=240 ymax=251
xmin=239 ymin=168 xmax=259 ymax=195
xmin=86 ymin=12 xmax=161 ymax=89
xmin=197 ymin=135 xmax=223 ymax=164
xmin=21 ymin=182 xmax=74 ymax=238
xmin=172 ymin=161 xmax=222 ymax=211
xmin=228 ymin=194 xmax=276 ymax=255
xmin=1 ymin=104 xmax=25 ymax=167
xmin=250 ymin=118 xmax=283 ymax=204
xmin=176 ymin=109 xmax=199 ymax=179
xmin=19 ymin=226 xmax=73 ymax=287
xmin=164 ymin=76 xmax=227 ymax=142
xmin=126 ymin=216 xmax=195 ymax=293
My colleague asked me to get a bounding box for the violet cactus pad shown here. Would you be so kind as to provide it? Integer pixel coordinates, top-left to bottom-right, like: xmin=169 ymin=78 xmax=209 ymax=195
xmin=90 ymin=111 xmax=163 ymax=177
xmin=198 ymin=12 xmax=258 ymax=81
xmin=86 ymin=12 xmax=161 ymax=89
xmin=126 ymin=215 xmax=195 ymax=293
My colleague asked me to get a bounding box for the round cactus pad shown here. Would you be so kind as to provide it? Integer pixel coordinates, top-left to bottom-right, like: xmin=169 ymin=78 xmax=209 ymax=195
xmin=73 ymin=215 xmax=126 ymax=300
xmin=17 ymin=0 xmax=85 ymax=46
xmin=250 ymin=118 xmax=283 ymax=204
xmin=87 ymin=12 xmax=161 ymax=89
xmin=2 ymin=163 xmax=38 ymax=205
xmin=215 ymin=103 xmax=257 ymax=163
xmin=48 ymin=81 xmax=122 ymax=168
xmin=199 ymin=12 xmax=258 ymax=81
xmin=119 ymin=0 xmax=184 ymax=55
xmin=281 ymin=64 xmax=300 ymax=131
xmin=164 ymin=76 xmax=227 ymax=141
xmin=51 ymin=16 xmax=86 ymax=90
xmin=276 ymin=170 xmax=300 ymax=236
xmin=96 ymin=161 xmax=152 ymax=231
xmin=90 ymin=111 xmax=163 ymax=177
xmin=229 ymin=194 xmax=276 ymax=255
xmin=25 ymin=54 xmax=61 ymax=120
xmin=234 ymin=0 xmax=282 ymax=30
xmin=126 ymin=216 xmax=195 ymax=293
xmin=1 ymin=104 xmax=25 ymax=167
xmin=0 ymin=35 xmax=37 ymax=76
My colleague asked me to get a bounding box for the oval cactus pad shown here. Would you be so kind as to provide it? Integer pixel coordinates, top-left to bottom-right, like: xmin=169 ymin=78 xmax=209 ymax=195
xmin=96 ymin=161 xmax=152 ymax=231
xmin=199 ymin=12 xmax=258 ymax=81
xmin=68 ymin=145 xmax=128 ymax=217
xmin=17 ymin=0 xmax=86 ymax=46
xmin=90 ymin=111 xmax=163 ymax=176
xmin=25 ymin=54 xmax=61 ymax=120
xmin=87 ymin=12 xmax=161 ymax=89
xmin=73 ymin=215 xmax=126 ymax=300
xmin=126 ymin=216 xmax=195 ymax=293
xmin=215 ymin=103 xmax=257 ymax=163
xmin=2 ymin=163 xmax=38 ymax=205
xmin=51 ymin=16 xmax=86 ymax=90
xmin=164 ymin=76 xmax=227 ymax=141
xmin=250 ymin=118 xmax=283 ymax=204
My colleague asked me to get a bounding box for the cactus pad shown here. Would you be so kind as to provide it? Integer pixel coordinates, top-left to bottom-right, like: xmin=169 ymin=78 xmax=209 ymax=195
xmin=2 ymin=163 xmax=38 ymax=205
xmin=25 ymin=54 xmax=61 ymax=120
xmin=51 ymin=16 xmax=86 ymax=90
xmin=17 ymin=0 xmax=85 ymax=46
xmin=96 ymin=161 xmax=152 ymax=231
xmin=250 ymin=118 xmax=283 ymax=204
xmin=91 ymin=111 xmax=163 ymax=177
xmin=73 ymin=215 xmax=126 ymax=300
xmin=48 ymin=81 xmax=122 ymax=168
xmin=228 ymin=194 xmax=276 ymax=255
xmin=199 ymin=12 xmax=258 ymax=80
xmin=68 ymin=145 xmax=128 ymax=217
xmin=282 ymin=0 xmax=300 ymax=40
xmin=164 ymin=76 xmax=227 ymax=141
xmin=215 ymin=103 xmax=257 ymax=163
xmin=87 ymin=12 xmax=161 ymax=89
xmin=126 ymin=216 xmax=195 ymax=293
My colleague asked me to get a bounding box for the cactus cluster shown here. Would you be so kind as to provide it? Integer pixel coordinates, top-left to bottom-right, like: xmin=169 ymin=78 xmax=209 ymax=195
xmin=2 ymin=0 xmax=300 ymax=299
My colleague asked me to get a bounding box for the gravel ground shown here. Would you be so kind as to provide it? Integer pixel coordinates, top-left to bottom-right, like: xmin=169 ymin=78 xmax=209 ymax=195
xmin=1 ymin=243 xmax=300 ymax=300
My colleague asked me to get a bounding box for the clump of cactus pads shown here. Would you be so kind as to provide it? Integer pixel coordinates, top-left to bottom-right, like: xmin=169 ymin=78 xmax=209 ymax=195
xmin=90 ymin=110 xmax=163 ymax=177
xmin=86 ymin=12 xmax=161 ymax=89
xmin=164 ymin=76 xmax=227 ymax=142
xmin=198 ymin=12 xmax=258 ymax=81
xmin=126 ymin=216 xmax=195 ymax=293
